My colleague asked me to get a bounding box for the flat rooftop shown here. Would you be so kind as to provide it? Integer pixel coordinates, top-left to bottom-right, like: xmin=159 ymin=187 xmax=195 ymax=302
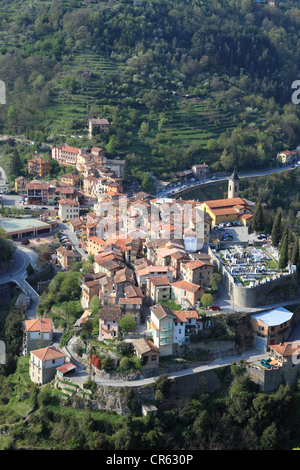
xmin=0 ymin=217 xmax=50 ymax=234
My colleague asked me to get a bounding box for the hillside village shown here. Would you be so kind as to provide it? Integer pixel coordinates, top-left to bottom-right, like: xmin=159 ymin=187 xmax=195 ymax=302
xmin=2 ymin=121 xmax=300 ymax=400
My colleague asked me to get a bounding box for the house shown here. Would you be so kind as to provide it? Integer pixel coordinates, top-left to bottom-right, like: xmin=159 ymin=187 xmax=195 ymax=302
xmin=148 ymin=304 xmax=176 ymax=356
xmin=276 ymin=150 xmax=293 ymax=165
xmin=148 ymin=276 xmax=172 ymax=303
xmin=119 ymin=297 xmax=143 ymax=326
xmin=191 ymin=163 xmax=210 ymax=179
xmin=171 ymin=280 xmax=204 ymax=307
xmin=88 ymin=118 xmax=110 ymax=138
xmin=58 ymin=198 xmax=80 ymax=221
xmin=69 ymin=217 xmax=83 ymax=233
xmin=180 ymin=259 xmax=214 ymax=287
xmin=26 ymin=181 xmax=49 ymax=205
xmin=51 ymin=145 xmax=80 ymax=166
xmin=83 ymin=176 xmax=99 ymax=198
xmin=56 ymin=246 xmax=82 ymax=271
xmin=250 ymin=307 xmax=294 ymax=351
xmin=135 ymin=265 xmax=174 ymax=294
xmin=81 ymin=275 xmax=103 ymax=309
xmin=269 ymin=342 xmax=300 ymax=368
xmin=60 ymin=172 xmax=80 ymax=187
xmin=24 ymin=318 xmax=53 ymax=354
xmin=29 ymin=346 xmax=65 ymax=385
xmin=133 ymin=338 xmax=159 ymax=371
xmin=55 ymin=186 xmax=77 ymax=201
xmin=86 ymin=236 xmax=106 ymax=256
xmin=28 ymin=157 xmax=50 ymax=178
xmin=98 ymin=305 xmax=122 ymax=340
xmin=15 ymin=176 xmax=30 ymax=195
xmin=173 ymin=310 xmax=199 ymax=346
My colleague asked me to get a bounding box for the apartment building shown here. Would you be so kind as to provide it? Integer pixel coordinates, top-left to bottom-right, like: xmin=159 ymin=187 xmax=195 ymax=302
xmin=28 ymin=157 xmax=50 ymax=178
xmin=58 ymin=198 xmax=80 ymax=220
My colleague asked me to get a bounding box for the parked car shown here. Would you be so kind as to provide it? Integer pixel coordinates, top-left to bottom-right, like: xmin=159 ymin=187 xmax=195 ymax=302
xmin=208 ymin=305 xmax=221 ymax=311
xmin=78 ymin=243 xmax=81 ymax=248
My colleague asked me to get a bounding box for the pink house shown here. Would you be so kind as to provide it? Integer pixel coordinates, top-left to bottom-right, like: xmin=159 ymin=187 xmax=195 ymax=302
xmin=98 ymin=305 xmax=122 ymax=340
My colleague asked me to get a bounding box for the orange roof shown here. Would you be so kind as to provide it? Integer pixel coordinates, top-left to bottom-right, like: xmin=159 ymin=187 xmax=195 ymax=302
xmin=171 ymin=280 xmax=202 ymax=293
xmin=270 ymin=342 xmax=300 ymax=357
xmin=240 ymin=213 xmax=252 ymax=220
xmin=89 ymin=236 xmax=106 ymax=245
xmin=203 ymin=197 xmax=249 ymax=209
xmin=31 ymin=346 xmax=65 ymax=362
xmin=58 ymin=198 xmax=78 ymax=205
xmin=62 ymin=146 xmax=80 ymax=153
xmin=25 ymin=318 xmax=53 ymax=333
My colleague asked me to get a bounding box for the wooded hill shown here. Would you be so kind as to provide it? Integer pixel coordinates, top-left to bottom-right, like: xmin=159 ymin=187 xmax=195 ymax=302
xmin=0 ymin=0 xmax=300 ymax=184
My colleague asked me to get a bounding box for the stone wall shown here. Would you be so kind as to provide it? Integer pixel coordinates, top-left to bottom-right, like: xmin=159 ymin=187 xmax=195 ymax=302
xmin=173 ymin=339 xmax=237 ymax=357
xmin=208 ymin=247 xmax=298 ymax=308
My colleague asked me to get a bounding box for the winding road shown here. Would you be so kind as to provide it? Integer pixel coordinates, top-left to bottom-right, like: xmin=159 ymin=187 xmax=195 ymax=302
xmin=0 ymin=244 xmax=39 ymax=320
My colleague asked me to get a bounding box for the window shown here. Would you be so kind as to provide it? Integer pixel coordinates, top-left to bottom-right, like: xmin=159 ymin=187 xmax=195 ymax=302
xmin=151 ymin=355 xmax=157 ymax=361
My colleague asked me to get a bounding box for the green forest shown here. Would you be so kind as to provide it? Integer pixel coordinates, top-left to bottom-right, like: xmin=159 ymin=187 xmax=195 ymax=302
xmin=1 ymin=0 xmax=300 ymax=184
xmin=2 ymin=355 xmax=300 ymax=450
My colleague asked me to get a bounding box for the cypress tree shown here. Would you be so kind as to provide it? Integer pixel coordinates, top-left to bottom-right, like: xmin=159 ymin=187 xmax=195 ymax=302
xmin=251 ymin=197 xmax=264 ymax=233
xmin=279 ymin=228 xmax=289 ymax=270
xmin=291 ymin=238 xmax=300 ymax=267
xmin=271 ymin=210 xmax=282 ymax=247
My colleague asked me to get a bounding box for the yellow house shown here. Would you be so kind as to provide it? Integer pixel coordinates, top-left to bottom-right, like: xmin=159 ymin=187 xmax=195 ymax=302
xmin=15 ymin=176 xmax=30 ymax=194
xmin=198 ymin=197 xmax=252 ymax=227
xmin=60 ymin=173 xmax=79 ymax=187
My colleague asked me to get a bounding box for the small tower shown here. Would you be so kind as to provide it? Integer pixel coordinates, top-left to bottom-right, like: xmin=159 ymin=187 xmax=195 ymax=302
xmin=228 ymin=166 xmax=239 ymax=199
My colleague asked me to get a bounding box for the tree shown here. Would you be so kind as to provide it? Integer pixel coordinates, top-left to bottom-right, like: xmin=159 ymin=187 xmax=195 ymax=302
xmin=271 ymin=210 xmax=282 ymax=247
xmin=26 ymin=263 xmax=34 ymax=276
xmin=210 ymin=273 xmax=222 ymax=291
xmin=291 ymin=238 xmax=300 ymax=267
xmin=119 ymin=315 xmax=136 ymax=333
xmin=89 ymin=295 xmax=100 ymax=315
xmin=251 ymin=197 xmax=264 ymax=233
xmin=279 ymin=229 xmax=289 ymax=270
xmin=200 ymin=293 xmax=213 ymax=308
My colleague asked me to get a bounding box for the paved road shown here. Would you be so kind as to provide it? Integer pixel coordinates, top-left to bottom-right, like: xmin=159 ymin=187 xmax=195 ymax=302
xmin=0 ymin=245 xmax=39 ymax=320
xmin=64 ymin=347 xmax=268 ymax=388
xmin=155 ymin=162 xmax=298 ymax=199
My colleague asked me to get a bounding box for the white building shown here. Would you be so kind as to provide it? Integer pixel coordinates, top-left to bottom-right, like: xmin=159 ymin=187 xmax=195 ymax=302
xmin=29 ymin=346 xmax=65 ymax=385
xmin=58 ymin=198 xmax=80 ymax=221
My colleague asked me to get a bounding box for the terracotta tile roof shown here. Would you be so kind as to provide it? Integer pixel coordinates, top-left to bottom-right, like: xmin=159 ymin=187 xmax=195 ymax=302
xmin=58 ymin=198 xmax=79 ymax=205
xmin=133 ymin=338 xmax=159 ymax=355
xmin=203 ymin=197 xmax=249 ymax=209
xmin=270 ymin=342 xmax=300 ymax=357
xmin=150 ymin=304 xmax=176 ymax=320
xmin=62 ymin=146 xmax=80 ymax=153
xmin=119 ymin=298 xmax=143 ymax=305
xmin=31 ymin=346 xmax=65 ymax=362
xmin=125 ymin=285 xmax=144 ymax=298
xmin=171 ymin=280 xmax=201 ymax=293
xmin=149 ymin=276 xmax=171 ymax=286
xmin=184 ymin=259 xmax=214 ymax=269
xmin=99 ymin=305 xmax=122 ymax=321
xmin=25 ymin=318 xmax=53 ymax=333
xmin=27 ymin=182 xmax=49 ymax=190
